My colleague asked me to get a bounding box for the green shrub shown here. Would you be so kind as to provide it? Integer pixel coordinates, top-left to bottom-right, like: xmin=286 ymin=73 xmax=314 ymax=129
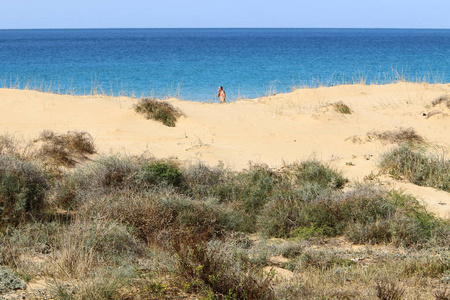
xmin=134 ymin=98 xmax=182 ymax=127
xmin=259 ymin=187 xmax=334 ymax=238
xmin=289 ymin=160 xmax=347 ymax=189
xmin=0 ymin=155 xmax=48 ymax=226
xmin=380 ymin=146 xmax=450 ymax=192
xmin=260 ymin=184 xmax=450 ymax=246
xmin=0 ymin=266 xmax=26 ymax=293
xmin=134 ymin=161 xmax=183 ymax=187
xmin=291 ymin=224 xmax=336 ymax=239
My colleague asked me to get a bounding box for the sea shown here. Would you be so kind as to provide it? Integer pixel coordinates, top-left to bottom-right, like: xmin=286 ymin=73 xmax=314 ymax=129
xmin=0 ymin=28 xmax=449 ymax=102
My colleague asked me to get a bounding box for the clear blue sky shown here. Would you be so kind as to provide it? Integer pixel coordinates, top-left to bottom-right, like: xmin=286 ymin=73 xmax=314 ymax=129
xmin=1 ymin=0 xmax=449 ymax=29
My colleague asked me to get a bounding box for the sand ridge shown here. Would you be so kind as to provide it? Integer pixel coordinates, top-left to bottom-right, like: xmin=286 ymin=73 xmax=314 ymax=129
xmin=1 ymin=82 xmax=449 ymax=217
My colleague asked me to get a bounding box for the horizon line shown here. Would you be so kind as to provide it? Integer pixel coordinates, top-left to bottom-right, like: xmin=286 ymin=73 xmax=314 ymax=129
xmin=1 ymin=26 xmax=450 ymax=31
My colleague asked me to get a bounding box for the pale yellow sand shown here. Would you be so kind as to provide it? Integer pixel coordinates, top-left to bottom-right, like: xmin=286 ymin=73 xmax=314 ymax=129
xmin=1 ymin=82 xmax=449 ymax=217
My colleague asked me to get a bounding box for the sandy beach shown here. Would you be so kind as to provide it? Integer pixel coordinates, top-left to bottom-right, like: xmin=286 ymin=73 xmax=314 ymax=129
xmin=1 ymin=82 xmax=449 ymax=217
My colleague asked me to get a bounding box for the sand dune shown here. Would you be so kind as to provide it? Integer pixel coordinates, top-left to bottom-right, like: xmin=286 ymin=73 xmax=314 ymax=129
xmin=1 ymin=82 xmax=449 ymax=217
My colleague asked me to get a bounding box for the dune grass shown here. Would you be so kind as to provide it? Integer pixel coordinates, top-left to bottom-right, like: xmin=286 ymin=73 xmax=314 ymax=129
xmin=367 ymin=127 xmax=425 ymax=145
xmin=332 ymin=101 xmax=352 ymax=114
xmin=431 ymin=94 xmax=450 ymax=109
xmin=380 ymin=146 xmax=450 ymax=192
xmin=134 ymin=97 xmax=183 ymax=127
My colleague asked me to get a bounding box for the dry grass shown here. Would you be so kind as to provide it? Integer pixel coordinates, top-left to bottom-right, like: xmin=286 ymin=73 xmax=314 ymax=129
xmin=33 ymin=130 xmax=96 ymax=168
xmin=134 ymin=98 xmax=183 ymax=127
xmin=431 ymin=94 xmax=450 ymax=109
xmin=380 ymin=146 xmax=450 ymax=192
xmin=332 ymin=101 xmax=352 ymax=114
xmin=367 ymin=127 xmax=425 ymax=144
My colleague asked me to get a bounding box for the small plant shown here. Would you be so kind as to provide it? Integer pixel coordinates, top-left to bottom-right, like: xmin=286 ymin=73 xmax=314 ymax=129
xmin=367 ymin=127 xmax=425 ymax=144
xmin=0 ymin=134 xmax=17 ymax=155
xmin=375 ymin=279 xmax=405 ymax=300
xmin=332 ymin=101 xmax=352 ymax=114
xmin=134 ymin=98 xmax=182 ymax=127
xmin=34 ymin=130 xmax=96 ymax=167
xmin=0 ymin=266 xmax=26 ymax=293
xmin=431 ymin=95 xmax=450 ymax=109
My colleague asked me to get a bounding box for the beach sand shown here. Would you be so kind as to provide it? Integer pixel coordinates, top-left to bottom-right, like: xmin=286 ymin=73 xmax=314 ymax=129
xmin=1 ymin=82 xmax=449 ymax=217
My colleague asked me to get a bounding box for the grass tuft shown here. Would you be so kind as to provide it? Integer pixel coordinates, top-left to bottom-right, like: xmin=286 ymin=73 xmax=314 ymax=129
xmin=134 ymin=97 xmax=183 ymax=127
xmin=367 ymin=127 xmax=425 ymax=145
xmin=34 ymin=130 xmax=95 ymax=168
xmin=375 ymin=279 xmax=405 ymax=300
xmin=332 ymin=101 xmax=352 ymax=114
xmin=431 ymin=94 xmax=450 ymax=109
xmin=380 ymin=146 xmax=450 ymax=192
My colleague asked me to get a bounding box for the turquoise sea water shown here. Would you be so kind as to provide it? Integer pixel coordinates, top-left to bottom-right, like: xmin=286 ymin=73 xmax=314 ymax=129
xmin=0 ymin=28 xmax=449 ymax=102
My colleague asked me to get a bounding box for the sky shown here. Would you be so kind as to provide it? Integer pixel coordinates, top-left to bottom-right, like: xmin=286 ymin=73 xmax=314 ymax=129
xmin=1 ymin=0 xmax=449 ymax=29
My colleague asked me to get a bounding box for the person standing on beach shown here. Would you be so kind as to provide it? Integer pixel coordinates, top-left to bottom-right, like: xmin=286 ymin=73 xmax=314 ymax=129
xmin=217 ymin=86 xmax=226 ymax=103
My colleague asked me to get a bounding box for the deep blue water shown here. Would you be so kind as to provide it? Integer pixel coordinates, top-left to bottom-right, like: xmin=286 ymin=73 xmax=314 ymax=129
xmin=0 ymin=28 xmax=449 ymax=101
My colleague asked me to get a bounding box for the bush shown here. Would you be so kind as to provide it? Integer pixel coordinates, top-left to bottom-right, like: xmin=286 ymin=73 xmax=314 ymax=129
xmin=174 ymin=233 xmax=275 ymax=299
xmin=380 ymin=146 xmax=450 ymax=192
xmin=288 ymin=160 xmax=347 ymax=189
xmin=260 ymin=184 xmax=450 ymax=246
xmin=134 ymin=161 xmax=183 ymax=188
xmin=84 ymin=155 xmax=139 ymax=190
xmin=134 ymin=98 xmax=182 ymax=127
xmin=0 ymin=155 xmax=48 ymax=226
xmin=78 ymin=189 xmax=242 ymax=244
xmin=56 ymin=219 xmax=144 ymax=277
xmin=0 ymin=266 xmax=26 ymax=293
xmin=33 ymin=130 xmax=96 ymax=168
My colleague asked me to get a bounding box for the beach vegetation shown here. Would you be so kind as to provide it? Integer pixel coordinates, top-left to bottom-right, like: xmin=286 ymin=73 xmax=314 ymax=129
xmin=431 ymin=94 xmax=450 ymax=108
xmin=375 ymin=279 xmax=405 ymax=300
xmin=367 ymin=127 xmax=425 ymax=145
xmin=0 ymin=135 xmax=449 ymax=299
xmin=0 ymin=155 xmax=48 ymax=227
xmin=332 ymin=101 xmax=352 ymax=114
xmin=380 ymin=146 xmax=450 ymax=192
xmin=134 ymin=97 xmax=183 ymax=127
xmin=33 ymin=130 xmax=96 ymax=168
